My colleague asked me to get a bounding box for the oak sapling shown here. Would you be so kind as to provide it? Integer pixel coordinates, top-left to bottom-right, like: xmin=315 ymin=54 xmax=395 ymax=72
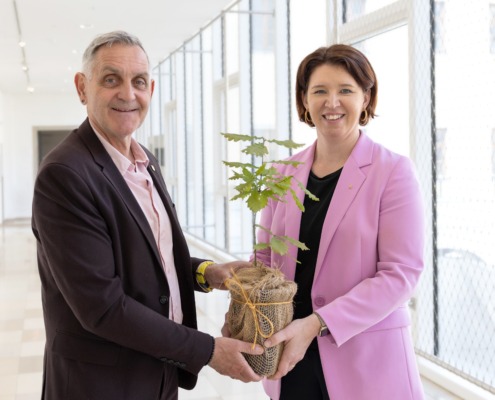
xmin=221 ymin=132 xmax=318 ymax=377
xmin=222 ymin=132 xmax=318 ymax=262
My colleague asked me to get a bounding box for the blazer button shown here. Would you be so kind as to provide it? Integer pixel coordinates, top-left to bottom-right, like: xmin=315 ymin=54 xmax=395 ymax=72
xmin=314 ymin=296 xmax=325 ymax=307
xmin=159 ymin=295 xmax=169 ymax=305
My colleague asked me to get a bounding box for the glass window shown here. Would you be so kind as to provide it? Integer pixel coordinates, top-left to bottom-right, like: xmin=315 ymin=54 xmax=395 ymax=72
xmin=252 ymin=0 xmax=275 ymax=52
xmin=492 ymin=128 xmax=495 ymax=184
xmin=434 ymin=1 xmax=446 ymax=54
xmin=432 ymin=0 xmax=495 ymax=389
xmin=354 ymin=25 xmax=410 ymax=156
xmin=344 ymin=0 xmax=398 ymax=22
xmin=491 ymin=4 xmax=495 ymax=53
xmin=225 ymin=5 xmax=240 ymax=75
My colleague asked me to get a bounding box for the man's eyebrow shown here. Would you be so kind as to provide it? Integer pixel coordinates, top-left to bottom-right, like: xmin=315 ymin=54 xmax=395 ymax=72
xmin=100 ymin=66 xmax=119 ymax=74
xmin=99 ymin=66 xmax=150 ymax=79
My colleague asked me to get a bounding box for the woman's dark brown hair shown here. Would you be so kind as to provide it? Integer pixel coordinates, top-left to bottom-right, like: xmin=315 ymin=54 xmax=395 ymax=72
xmin=295 ymin=44 xmax=378 ymax=127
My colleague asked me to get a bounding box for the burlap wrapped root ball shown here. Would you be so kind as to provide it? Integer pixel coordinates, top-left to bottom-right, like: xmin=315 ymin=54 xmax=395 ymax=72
xmin=225 ymin=265 xmax=297 ymax=377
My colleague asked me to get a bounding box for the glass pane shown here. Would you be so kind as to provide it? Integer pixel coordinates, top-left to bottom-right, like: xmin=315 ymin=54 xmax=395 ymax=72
xmin=344 ymin=0 xmax=398 ymax=22
xmin=225 ymin=85 xmax=252 ymax=256
xmin=184 ymin=38 xmax=205 ymax=236
xmin=354 ymin=25 xmax=409 ymax=156
xmin=434 ymin=0 xmax=495 ymax=388
xmin=252 ymin=0 xmax=276 ymax=138
xmin=225 ymin=5 xmax=240 ymax=75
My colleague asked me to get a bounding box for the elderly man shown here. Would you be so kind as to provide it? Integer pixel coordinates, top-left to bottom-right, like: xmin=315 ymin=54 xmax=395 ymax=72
xmin=32 ymin=30 xmax=262 ymax=400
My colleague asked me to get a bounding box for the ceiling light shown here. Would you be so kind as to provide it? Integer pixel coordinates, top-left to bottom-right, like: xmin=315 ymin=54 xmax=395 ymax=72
xmin=18 ymin=40 xmax=26 ymax=47
xmin=27 ymin=86 xmax=35 ymax=93
xmin=79 ymin=24 xmax=94 ymax=30
xmin=21 ymin=65 xmax=28 ymax=71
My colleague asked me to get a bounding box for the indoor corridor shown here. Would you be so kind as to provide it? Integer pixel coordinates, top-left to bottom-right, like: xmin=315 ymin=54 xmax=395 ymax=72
xmin=0 ymin=219 xmax=461 ymax=399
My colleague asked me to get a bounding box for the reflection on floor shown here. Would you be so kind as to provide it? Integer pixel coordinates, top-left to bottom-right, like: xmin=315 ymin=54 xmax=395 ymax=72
xmin=0 ymin=219 xmax=460 ymax=399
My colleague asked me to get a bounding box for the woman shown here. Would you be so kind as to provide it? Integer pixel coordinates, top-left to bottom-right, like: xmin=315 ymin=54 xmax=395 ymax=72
xmin=257 ymin=45 xmax=425 ymax=399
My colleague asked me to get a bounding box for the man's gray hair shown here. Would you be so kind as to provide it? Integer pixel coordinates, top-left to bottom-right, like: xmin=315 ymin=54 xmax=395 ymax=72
xmin=82 ymin=31 xmax=150 ymax=77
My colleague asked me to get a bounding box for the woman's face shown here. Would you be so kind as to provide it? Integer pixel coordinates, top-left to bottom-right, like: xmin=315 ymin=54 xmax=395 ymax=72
xmin=303 ymin=63 xmax=369 ymax=142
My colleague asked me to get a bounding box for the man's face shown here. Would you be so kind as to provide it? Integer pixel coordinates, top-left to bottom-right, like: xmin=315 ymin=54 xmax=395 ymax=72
xmin=76 ymin=44 xmax=154 ymax=145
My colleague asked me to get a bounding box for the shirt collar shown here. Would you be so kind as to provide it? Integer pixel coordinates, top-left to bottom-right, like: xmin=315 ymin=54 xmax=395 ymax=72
xmin=91 ymin=124 xmax=149 ymax=175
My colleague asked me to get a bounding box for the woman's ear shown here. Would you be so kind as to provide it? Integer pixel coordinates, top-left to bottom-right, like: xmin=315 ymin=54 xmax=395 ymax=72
xmin=302 ymin=92 xmax=308 ymax=109
xmin=363 ymin=89 xmax=371 ymax=110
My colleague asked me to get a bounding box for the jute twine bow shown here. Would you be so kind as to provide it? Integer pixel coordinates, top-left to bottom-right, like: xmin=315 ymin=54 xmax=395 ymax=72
xmin=225 ymin=269 xmax=293 ymax=349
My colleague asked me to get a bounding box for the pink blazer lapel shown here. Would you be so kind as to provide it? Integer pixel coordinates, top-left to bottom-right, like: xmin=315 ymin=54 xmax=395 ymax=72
xmin=313 ymin=133 xmax=374 ymax=281
xmin=281 ymin=143 xmax=316 ymax=279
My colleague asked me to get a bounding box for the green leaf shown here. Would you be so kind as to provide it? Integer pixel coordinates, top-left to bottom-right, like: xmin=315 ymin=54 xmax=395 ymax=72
xmin=243 ymin=143 xmax=269 ymax=157
xmin=270 ymin=160 xmax=303 ymax=167
xmin=230 ymin=192 xmax=249 ymax=201
xmin=221 ymin=133 xmax=253 ymax=142
xmin=270 ymin=236 xmax=289 ymax=255
xmin=283 ymin=236 xmax=309 ymax=251
xmin=223 ymin=161 xmax=256 ymax=169
xmin=253 ymin=242 xmax=270 ymax=251
xmin=234 ymin=182 xmax=253 ymax=194
xmin=255 ymin=224 xmax=271 ymax=234
xmin=289 ymin=188 xmax=305 ymax=211
xmin=268 ymin=138 xmax=305 ymax=149
xmin=255 ymin=163 xmax=267 ymax=176
xmin=296 ymin=180 xmax=319 ymax=201
xmin=247 ymin=191 xmax=268 ymax=213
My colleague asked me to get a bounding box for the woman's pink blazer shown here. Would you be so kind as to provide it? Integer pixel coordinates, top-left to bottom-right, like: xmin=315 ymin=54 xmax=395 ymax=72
xmin=257 ymin=132 xmax=425 ymax=400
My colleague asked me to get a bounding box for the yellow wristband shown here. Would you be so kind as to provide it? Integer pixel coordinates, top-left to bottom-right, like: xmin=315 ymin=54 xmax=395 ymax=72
xmin=196 ymin=261 xmax=214 ymax=292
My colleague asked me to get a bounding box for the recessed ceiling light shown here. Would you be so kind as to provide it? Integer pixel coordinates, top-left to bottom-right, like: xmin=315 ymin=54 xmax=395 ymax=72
xmin=21 ymin=65 xmax=28 ymax=71
xmin=19 ymin=41 xmax=26 ymax=47
xmin=27 ymin=86 xmax=35 ymax=93
xmin=79 ymin=24 xmax=94 ymax=30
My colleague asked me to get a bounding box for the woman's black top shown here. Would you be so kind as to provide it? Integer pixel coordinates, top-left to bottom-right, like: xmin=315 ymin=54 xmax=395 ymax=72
xmin=293 ymin=168 xmax=342 ymax=339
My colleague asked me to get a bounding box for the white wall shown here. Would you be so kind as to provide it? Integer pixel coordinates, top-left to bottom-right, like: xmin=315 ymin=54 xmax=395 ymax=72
xmin=0 ymin=92 xmax=5 ymax=222
xmin=1 ymin=92 xmax=86 ymax=220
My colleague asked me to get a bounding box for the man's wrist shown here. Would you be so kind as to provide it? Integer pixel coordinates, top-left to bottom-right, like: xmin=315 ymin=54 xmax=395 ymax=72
xmin=206 ymin=336 xmax=215 ymax=365
xmin=196 ymin=261 xmax=214 ymax=292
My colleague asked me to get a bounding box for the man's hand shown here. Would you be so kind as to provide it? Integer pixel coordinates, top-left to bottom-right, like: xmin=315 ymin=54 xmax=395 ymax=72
xmin=263 ymin=314 xmax=321 ymax=380
xmin=208 ymin=337 xmax=264 ymax=382
xmin=204 ymin=261 xmax=252 ymax=290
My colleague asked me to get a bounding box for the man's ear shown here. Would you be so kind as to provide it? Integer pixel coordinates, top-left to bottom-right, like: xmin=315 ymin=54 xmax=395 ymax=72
xmin=150 ymin=79 xmax=155 ymax=97
xmin=74 ymin=73 xmax=86 ymax=102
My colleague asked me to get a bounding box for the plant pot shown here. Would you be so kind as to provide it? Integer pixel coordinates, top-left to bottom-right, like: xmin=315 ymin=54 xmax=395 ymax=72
xmin=225 ymin=264 xmax=297 ymax=377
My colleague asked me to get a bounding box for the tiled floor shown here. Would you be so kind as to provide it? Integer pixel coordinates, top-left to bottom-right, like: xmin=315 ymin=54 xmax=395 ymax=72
xmin=0 ymin=219 xmax=462 ymax=400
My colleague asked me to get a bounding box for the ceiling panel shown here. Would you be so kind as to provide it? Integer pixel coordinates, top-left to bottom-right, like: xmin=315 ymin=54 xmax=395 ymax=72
xmin=0 ymin=0 xmax=233 ymax=94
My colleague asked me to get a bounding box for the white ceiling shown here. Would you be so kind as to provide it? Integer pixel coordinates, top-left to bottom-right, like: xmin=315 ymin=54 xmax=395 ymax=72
xmin=0 ymin=0 xmax=234 ymax=95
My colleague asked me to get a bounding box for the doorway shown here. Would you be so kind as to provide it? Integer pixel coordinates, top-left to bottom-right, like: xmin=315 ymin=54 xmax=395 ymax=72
xmin=37 ymin=129 xmax=70 ymax=165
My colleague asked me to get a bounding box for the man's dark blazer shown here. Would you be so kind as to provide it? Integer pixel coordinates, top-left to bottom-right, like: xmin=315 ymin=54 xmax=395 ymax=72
xmin=32 ymin=119 xmax=213 ymax=399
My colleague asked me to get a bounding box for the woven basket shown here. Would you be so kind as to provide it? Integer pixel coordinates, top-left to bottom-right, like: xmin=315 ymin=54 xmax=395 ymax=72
xmin=225 ymin=265 xmax=297 ymax=377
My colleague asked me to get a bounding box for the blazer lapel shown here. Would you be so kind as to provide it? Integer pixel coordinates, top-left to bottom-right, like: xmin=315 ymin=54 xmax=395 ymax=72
xmin=282 ymin=143 xmax=316 ymax=279
xmin=77 ymin=120 xmax=163 ymax=269
xmin=313 ymin=133 xmax=373 ymax=281
xmin=142 ymin=148 xmax=184 ymax=242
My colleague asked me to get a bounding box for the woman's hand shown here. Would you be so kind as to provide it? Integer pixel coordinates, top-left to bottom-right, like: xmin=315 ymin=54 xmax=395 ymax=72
xmin=221 ymin=312 xmax=232 ymax=337
xmin=263 ymin=314 xmax=321 ymax=380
